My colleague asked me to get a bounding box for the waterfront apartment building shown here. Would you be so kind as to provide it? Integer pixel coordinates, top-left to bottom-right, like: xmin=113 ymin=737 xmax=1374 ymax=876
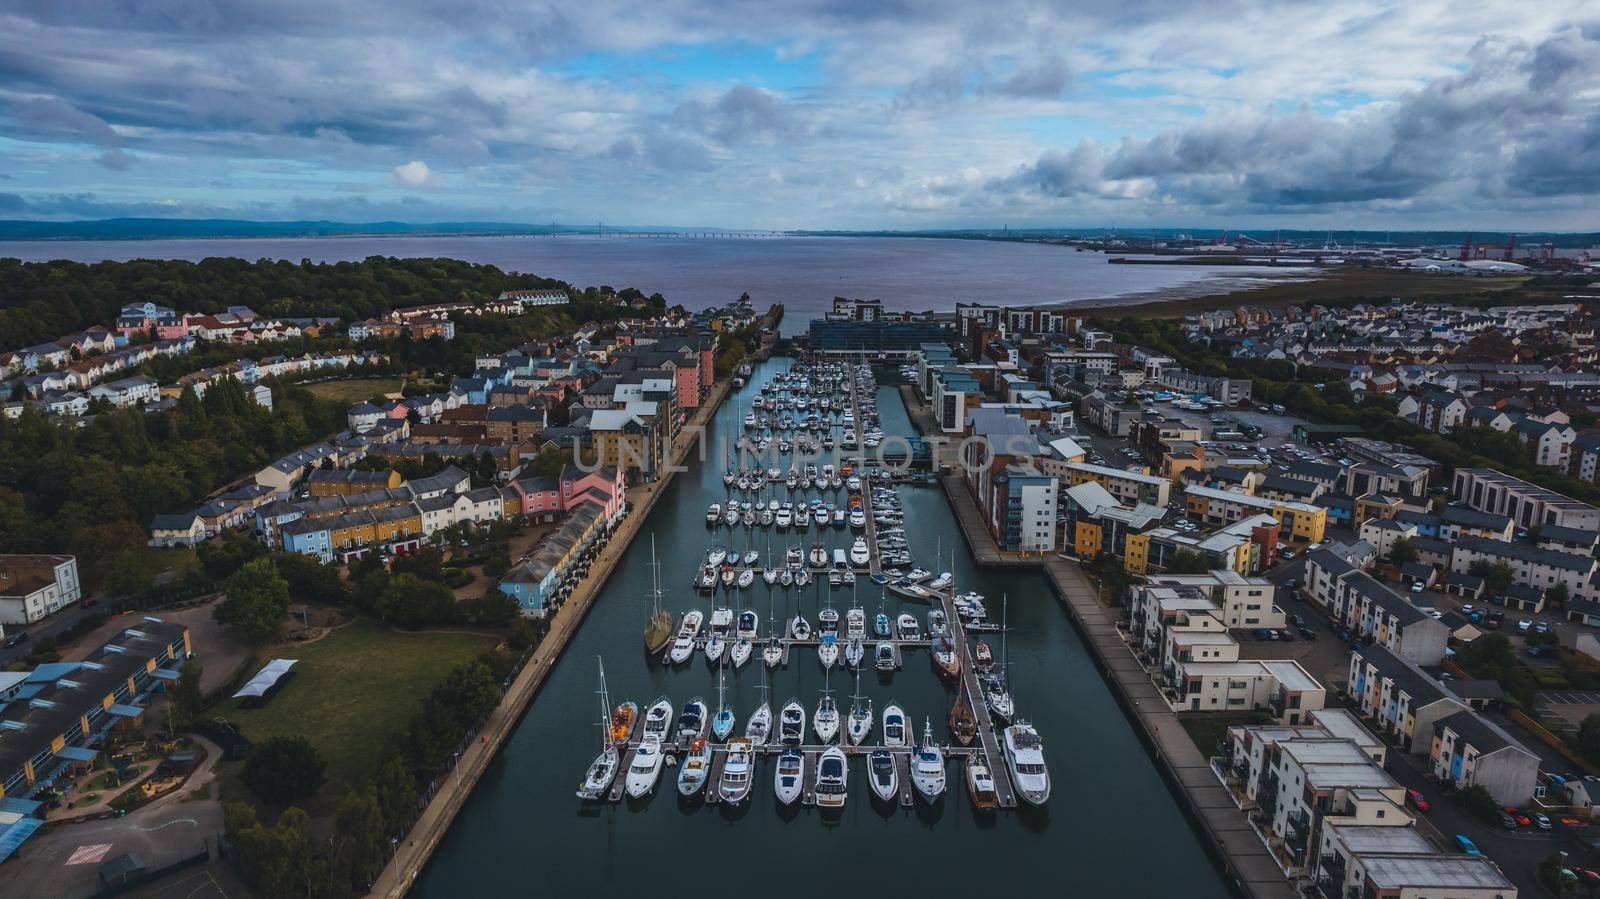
xmin=1125 ymin=513 xmax=1279 ymax=577
xmin=1183 ymin=484 xmax=1327 ymax=544
xmin=0 ymin=555 xmax=81 ymax=626
xmin=498 ymin=505 xmax=603 ymax=616
xmin=1064 ymin=461 xmax=1171 ymax=506
xmin=1452 ymin=467 xmax=1600 ymax=531
xmin=989 ymin=463 xmax=1058 ymax=552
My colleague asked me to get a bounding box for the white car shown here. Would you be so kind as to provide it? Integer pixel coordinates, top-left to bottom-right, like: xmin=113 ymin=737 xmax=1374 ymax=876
xmin=1517 ymin=619 xmax=1532 ymax=633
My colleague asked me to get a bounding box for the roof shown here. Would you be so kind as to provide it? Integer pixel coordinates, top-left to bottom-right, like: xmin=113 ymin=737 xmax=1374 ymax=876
xmin=232 ymin=659 xmax=297 ymax=699
xmin=1359 ymin=854 xmax=1515 ymax=890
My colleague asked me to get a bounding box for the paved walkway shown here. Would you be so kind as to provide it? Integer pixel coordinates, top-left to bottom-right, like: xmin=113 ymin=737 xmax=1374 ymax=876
xmin=369 ymin=374 xmax=737 ymax=898
xmin=934 ymin=448 xmax=1293 ymax=899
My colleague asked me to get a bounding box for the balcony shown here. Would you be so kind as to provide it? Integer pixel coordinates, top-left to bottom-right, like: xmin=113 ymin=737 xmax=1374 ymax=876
xmin=1267 ymin=692 xmax=1287 ymax=719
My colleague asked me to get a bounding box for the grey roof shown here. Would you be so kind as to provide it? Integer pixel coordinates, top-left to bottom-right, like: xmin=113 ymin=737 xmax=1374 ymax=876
xmin=1456 ymin=535 xmax=1596 ymax=573
xmin=1353 ymin=643 xmax=1449 ymax=707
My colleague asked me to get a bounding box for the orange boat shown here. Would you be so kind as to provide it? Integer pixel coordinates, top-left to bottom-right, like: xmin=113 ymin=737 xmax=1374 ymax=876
xmin=948 ymin=692 xmax=976 ymax=746
xmin=609 ymin=700 xmax=639 ymax=744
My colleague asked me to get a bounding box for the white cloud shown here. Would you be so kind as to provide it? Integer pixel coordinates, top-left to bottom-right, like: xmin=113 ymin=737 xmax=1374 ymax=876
xmin=392 ymin=160 xmax=436 ymax=188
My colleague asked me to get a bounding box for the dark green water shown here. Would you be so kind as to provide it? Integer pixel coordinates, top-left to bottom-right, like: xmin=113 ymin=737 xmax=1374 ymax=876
xmin=416 ymin=358 xmax=1230 ymax=898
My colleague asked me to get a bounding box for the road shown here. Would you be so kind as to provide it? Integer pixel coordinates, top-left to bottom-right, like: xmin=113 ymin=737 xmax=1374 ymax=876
xmin=0 ymin=604 xmax=97 ymax=665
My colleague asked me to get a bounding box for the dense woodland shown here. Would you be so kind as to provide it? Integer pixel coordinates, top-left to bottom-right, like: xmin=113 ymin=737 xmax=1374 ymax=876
xmin=0 ymin=254 xmax=659 ymax=350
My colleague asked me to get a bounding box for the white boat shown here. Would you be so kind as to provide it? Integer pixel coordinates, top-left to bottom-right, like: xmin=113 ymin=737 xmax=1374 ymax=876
xmin=677 ymin=738 xmax=712 ymax=797
xmin=848 ymin=508 xmax=865 ymax=529
xmin=817 ymin=636 xmax=838 ymax=669
xmin=911 ymin=718 xmax=946 ymax=800
xmin=813 ymin=690 xmax=839 ymax=743
xmin=843 ymin=638 xmax=864 ymax=669
xmin=577 ymin=657 xmax=620 ymax=800
xmin=706 ymin=547 xmax=728 ymax=567
xmin=808 ymin=543 xmax=829 ymax=568
xmin=642 ymin=696 xmax=673 ymax=742
xmin=704 ymin=633 xmax=726 ymax=664
xmin=779 ymin=568 xmax=793 ymax=587
xmin=867 ymin=749 xmax=897 ymax=803
xmin=847 ymin=669 xmax=873 ymax=746
xmin=1004 ymin=722 xmax=1051 ymax=805
xmin=905 ymin=568 xmax=932 ymax=583
xmin=763 ymin=636 xmax=784 ymax=668
xmin=776 ymin=508 xmax=792 ymax=529
xmin=882 ymin=703 xmax=909 ymax=748
xmin=874 ymin=641 xmax=897 ymax=671
xmin=814 ymin=746 xmax=848 ymax=809
xmin=795 ymin=569 xmax=811 ymax=588
xmin=728 ymin=550 xmax=741 ymax=566
xmin=737 ymin=568 xmax=755 ymax=589
xmin=676 ymin=697 xmax=707 ymax=743
xmin=730 ymin=638 xmax=752 ymax=668
xmin=896 ymin=613 xmax=920 ymax=641
xmin=744 ymin=549 xmax=759 ymax=567
xmin=845 ymin=608 xmax=865 ymax=639
xmin=966 ymin=750 xmax=999 ymax=811
xmin=624 ymin=735 xmax=665 ymax=798
xmin=774 ymin=749 xmax=804 ymax=806
xmin=790 ymin=614 xmax=811 ymax=640
xmin=718 ymin=737 xmax=755 ymax=805
xmin=779 ymin=698 xmax=806 ymax=746
xmin=763 ymin=567 xmax=779 ymax=585
xmin=849 ymin=537 xmax=870 ymax=567
xmin=746 ymin=702 xmax=772 ymax=746
xmin=927 ymin=572 xmax=953 ymax=591
xmin=668 ymin=632 xmax=696 ymax=665
xmin=706 ymin=503 xmax=723 ymax=525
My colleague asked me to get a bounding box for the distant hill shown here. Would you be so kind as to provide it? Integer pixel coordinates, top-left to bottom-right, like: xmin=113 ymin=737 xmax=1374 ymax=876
xmin=0 ymin=219 xmax=703 ymax=241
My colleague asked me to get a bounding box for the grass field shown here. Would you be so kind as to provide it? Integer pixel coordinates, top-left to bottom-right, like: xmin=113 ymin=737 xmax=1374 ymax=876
xmin=1178 ymin=711 xmax=1272 ymax=758
xmin=222 ymin=619 xmax=494 ymax=790
xmin=302 ymin=377 xmax=403 ymax=405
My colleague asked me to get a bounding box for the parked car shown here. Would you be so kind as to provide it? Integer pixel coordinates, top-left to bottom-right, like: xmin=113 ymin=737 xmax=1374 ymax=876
xmin=1253 ymin=628 xmax=1273 ymax=641
xmin=1291 ymin=614 xmax=1306 ymax=627
xmin=1406 ymin=788 xmax=1431 ymax=812
xmin=1461 ymin=605 xmax=1476 ymax=615
xmin=1454 ymin=835 xmax=1480 ymax=855
xmin=1497 ymin=810 xmax=1518 ymax=830
xmin=1504 ymin=808 xmax=1531 ymax=827
xmin=1533 ymin=812 xmax=1552 ymax=830
xmin=1409 ymin=582 xmax=1424 ymax=593
xmin=1280 ymin=549 xmax=1297 ymax=560
xmin=1299 ymin=627 xmax=1316 ymax=640
xmin=1518 ymin=619 xmax=1532 ymax=633
xmin=3 ymin=631 xmax=27 ymax=648
xmin=1535 ymin=621 xmax=1550 ymax=634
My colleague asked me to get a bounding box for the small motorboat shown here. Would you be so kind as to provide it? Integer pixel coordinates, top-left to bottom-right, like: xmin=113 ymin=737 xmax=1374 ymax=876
xmin=774 ymin=749 xmax=804 ymax=806
xmin=868 ymin=749 xmax=897 ymax=803
xmin=927 ymin=572 xmax=953 ymax=591
xmin=966 ymin=750 xmax=999 ymax=811
xmin=905 ymin=568 xmax=932 ymax=583
xmin=736 ymin=609 xmax=759 ymax=640
xmin=780 ymin=698 xmax=806 ymax=746
xmin=911 ymin=718 xmax=946 ymax=800
xmin=642 ymin=696 xmax=673 ymax=742
xmin=814 ymin=746 xmax=848 ymax=809
xmin=706 ymin=546 xmax=728 ymax=568
xmin=882 ymin=703 xmax=908 ymax=748
xmin=707 ymin=503 xmax=723 ymax=525
xmin=895 ymin=613 xmax=921 ymax=642
xmin=624 ymin=736 xmax=665 ymax=798
xmin=677 ymin=738 xmax=712 ymax=797
xmin=746 ymin=702 xmax=772 ymax=746
xmin=718 ymin=738 xmax=754 ymax=805
xmin=974 ymin=642 xmax=994 ymax=672
xmin=790 ymin=614 xmax=811 ymax=640
xmin=874 ymin=641 xmax=897 ymax=671
xmin=676 ymin=697 xmax=707 ymax=743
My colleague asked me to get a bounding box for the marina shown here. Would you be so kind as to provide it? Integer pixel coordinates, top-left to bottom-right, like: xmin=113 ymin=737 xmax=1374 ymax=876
xmin=414 ymin=355 xmax=1230 ymax=899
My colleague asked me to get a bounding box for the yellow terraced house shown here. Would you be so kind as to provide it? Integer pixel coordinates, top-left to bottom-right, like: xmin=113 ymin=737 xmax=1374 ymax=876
xmin=1182 ymin=485 xmax=1326 ymax=544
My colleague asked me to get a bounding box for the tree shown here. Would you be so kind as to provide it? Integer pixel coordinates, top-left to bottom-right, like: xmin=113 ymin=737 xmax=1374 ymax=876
xmin=215 ymin=557 xmax=290 ymax=645
xmin=532 ymin=446 xmax=566 ymax=478
xmin=242 ymin=735 xmax=328 ymax=806
xmin=1459 ymin=784 xmax=1499 ymax=823
xmin=1164 ymin=550 xmax=1212 ymax=575
xmin=331 ymin=788 xmax=388 ymax=890
xmin=103 ymin=549 xmax=154 ymax=598
xmin=1468 ymin=559 xmax=1515 ymax=594
xmin=1388 ymin=536 xmax=1418 ymax=566
xmin=1578 ymin=713 xmax=1600 ymax=766
xmin=168 ymin=661 xmax=204 ymax=733
xmin=1547 ymin=583 xmax=1570 ymax=609
xmin=275 ymin=552 xmax=349 ymax=606
xmin=372 ymin=755 xmax=419 ymax=836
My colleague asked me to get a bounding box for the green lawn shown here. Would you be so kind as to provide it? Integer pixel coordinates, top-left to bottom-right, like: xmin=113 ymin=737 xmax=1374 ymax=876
xmin=221 ymin=619 xmax=494 ymax=790
xmin=303 ymin=377 xmax=403 ymax=405
xmin=1178 ymin=711 xmax=1272 ymax=758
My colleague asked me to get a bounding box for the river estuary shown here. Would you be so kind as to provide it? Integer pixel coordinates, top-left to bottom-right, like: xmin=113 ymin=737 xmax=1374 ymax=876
xmin=413 ymin=357 xmax=1230 ymax=898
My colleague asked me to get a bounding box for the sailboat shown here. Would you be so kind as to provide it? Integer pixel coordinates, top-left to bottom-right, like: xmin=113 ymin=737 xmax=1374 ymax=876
xmin=817 ymin=634 xmax=838 ymax=669
xmin=987 ymin=594 xmax=1015 ymax=722
xmin=948 ymin=691 xmax=977 ymax=746
xmin=747 ymin=668 xmax=773 ymax=746
xmin=911 ymin=717 xmax=946 ymax=800
xmin=931 ymin=632 xmax=961 ymax=681
xmin=712 ymin=659 xmax=735 ymax=740
xmin=813 ymin=676 xmax=839 ymax=743
xmin=677 ymin=737 xmax=712 ymax=797
xmin=846 ymin=666 xmax=873 ymax=746
xmin=643 ymin=537 xmax=673 ymax=655
xmin=577 ymin=656 xmax=620 ymax=800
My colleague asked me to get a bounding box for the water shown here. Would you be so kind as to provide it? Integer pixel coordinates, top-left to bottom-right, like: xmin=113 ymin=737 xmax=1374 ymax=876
xmin=413 ymin=358 xmax=1229 ymax=898
xmin=0 ymin=235 xmax=1311 ymax=335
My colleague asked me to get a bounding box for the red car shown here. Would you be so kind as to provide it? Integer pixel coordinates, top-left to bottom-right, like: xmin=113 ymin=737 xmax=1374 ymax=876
xmin=1406 ymin=788 xmax=1431 ymax=812
xmin=1503 ymin=807 xmax=1531 ymax=827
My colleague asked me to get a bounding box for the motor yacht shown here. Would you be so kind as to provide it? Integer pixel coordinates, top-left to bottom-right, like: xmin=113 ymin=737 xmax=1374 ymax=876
xmin=814 ymin=746 xmax=848 ymax=809
xmin=677 ymin=738 xmax=712 ymax=797
xmin=881 ymin=703 xmax=909 ymax=748
xmin=676 ymin=698 xmax=707 ymax=743
xmin=1004 ymin=721 xmax=1051 ymax=805
xmin=911 ymin=719 xmax=946 ymax=800
xmin=717 ymin=738 xmax=754 ymax=805
xmin=849 ymin=537 xmax=870 ymax=567
xmin=642 ymin=697 xmax=673 ymax=742
xmin=774 ymin=749 xmax=804 ymax=806
xmin=623 ymin=736 xmax=665 ymax=798
xmin=927 ymin=572 xmax=953 ymax=591
xmin=867 ymin=749 xmax=897 ymax=803
xmin=874 ymin=641 xmax=897 ymax=671
xmin=779 ymin=698 xmax=806 ymax=746
xmin=895 ymin=613 xmax=921 ymax=641
xmin=965 ymin=750 xmax=999 ymax=811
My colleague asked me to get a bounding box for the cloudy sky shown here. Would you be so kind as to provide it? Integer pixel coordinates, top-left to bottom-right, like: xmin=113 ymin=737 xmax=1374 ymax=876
xmin=2 ymin=1 xmax=1597 ymax=229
